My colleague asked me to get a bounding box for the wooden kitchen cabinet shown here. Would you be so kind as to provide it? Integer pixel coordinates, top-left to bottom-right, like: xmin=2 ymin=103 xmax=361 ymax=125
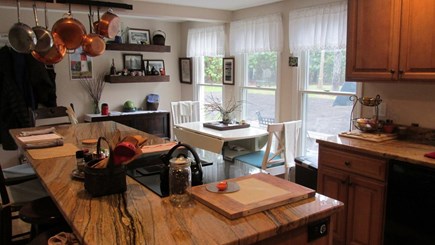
xmin=317 ymin=145 xmax=387 ymax=245
xmin=85 ymin=111 xmax=170 ymax=139
xmin=346 ymin=0 xmax=435 ymax=81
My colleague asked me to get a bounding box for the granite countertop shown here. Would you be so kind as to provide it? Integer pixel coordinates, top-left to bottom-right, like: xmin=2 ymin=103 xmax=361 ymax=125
xmin=11 ymin=122 xmax=343 ymax=245
xmin=317 ymin=136 xmax=435 ymax=168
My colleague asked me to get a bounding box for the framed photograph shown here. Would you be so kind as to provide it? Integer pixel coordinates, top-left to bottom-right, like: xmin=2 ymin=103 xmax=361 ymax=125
xmin=179 ymin=57 xmax=192 ymax=84
xmin=69 ymin=46 xmax=92 ymax=80
xmin=223 ymin=57 xmax=235 ymax=85
xmin=146 ymin=59 xmax=165 ymax=75
xmin=128 ymin=28 xmax=151 ymax=45
xmin=123 ymin=53 xmax=143 ymax=71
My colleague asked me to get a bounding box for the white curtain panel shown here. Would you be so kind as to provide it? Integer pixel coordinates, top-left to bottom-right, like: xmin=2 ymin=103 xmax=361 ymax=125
xmin=230 ymin=13 xmax=283 ymax=55
xmin=187 ymin=25 xmax=225 ymax=57
xmin=288 ymin=1 xmax=347 ymax=53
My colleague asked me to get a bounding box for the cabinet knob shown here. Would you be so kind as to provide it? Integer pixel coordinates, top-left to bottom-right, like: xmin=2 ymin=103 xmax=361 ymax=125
xmin=348 ymin=177 xmax=353 ymax=186
xmin=344 ymin=161 xmax=351 ymax=167
xmin=389 ymin=69 xmax=395 ymax=74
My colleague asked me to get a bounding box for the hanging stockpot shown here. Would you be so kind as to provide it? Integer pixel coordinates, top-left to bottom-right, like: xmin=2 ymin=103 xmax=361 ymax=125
xmin=31 ymin=2 xmax=53 ymax=53
xmin=82 ymin=4 xmax=105 ymax=57
xmin=97 ymin=8 xmax=119 ymax=39
xmin=8 ymin=0 xmax=37 ymax=53
xmin=51 ymin=4 xmax=86 ymax=50
xmin=31 ymin=1 xmax=66 ymax=64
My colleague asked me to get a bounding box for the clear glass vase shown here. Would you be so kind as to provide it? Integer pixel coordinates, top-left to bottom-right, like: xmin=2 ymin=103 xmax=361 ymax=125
xmin=93 ymin=101 xmax=100 ymax=114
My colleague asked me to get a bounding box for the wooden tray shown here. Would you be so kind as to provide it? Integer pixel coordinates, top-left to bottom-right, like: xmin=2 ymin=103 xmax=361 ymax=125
xmin=203 ymin=122 xmax=250 ymax=131
xmin=191 ymin=173 xmax=315 ymax=219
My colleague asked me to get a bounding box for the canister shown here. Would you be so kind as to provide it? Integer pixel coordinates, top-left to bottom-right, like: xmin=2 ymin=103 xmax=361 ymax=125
xmin=169 ymin=155 xmax=192 ymax=207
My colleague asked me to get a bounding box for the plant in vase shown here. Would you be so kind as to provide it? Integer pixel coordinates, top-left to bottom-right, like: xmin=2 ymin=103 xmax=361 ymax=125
xmin=80 ymin=73 xmax=106 ymax=114
xmin=204 ymin=95 xmax=242 ymax=124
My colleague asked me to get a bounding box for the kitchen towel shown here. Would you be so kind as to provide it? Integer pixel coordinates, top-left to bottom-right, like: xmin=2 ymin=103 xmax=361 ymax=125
xmin=20 ymin=127 xmax=56 ymax=136
xmin=284 ymin=120 xmax=302 ymax=167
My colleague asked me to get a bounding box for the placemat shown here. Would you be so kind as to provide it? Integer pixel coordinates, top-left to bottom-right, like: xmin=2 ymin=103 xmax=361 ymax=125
xmin=28 ymin=143 xmax=79 ymax=160
xmin=339 ymin=130 xmax=397 ymax=142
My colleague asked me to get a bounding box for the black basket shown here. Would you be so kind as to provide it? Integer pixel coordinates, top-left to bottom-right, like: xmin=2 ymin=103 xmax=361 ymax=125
xmin=84 ymin=137 xmax=126 ymax=197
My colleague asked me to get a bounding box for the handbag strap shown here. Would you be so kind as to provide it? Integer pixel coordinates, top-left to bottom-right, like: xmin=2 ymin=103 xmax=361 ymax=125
xmin=165 ymin=142 xmax=202 ymax=175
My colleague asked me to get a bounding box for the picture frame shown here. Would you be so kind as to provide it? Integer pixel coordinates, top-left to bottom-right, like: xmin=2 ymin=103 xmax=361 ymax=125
xmin=128 ymin=28 xmax=151 ymax=45
xmin=69 ymin=46 xmax=92 ymax=80
xmin=223 ymin=57 xmax=235 ymax=85
xmin=123 ymin=53 xmax=143 ymax=71
xmin=146 ymin=59 xmax=165 ymax=75
xmin=179 ymin=57 xmax=192 ymax=84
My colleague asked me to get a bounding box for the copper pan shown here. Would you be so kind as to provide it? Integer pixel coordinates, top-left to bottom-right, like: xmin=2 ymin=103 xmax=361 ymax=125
xmin=32 ymin=31 xmax=66 ymax=65
xmin=51 ymin=5 xmax=86 ymax=50
xmin=97 ymin=9 xmax=119 ymax=39
xmin=31 ymin=5 xmax=66 ymax=65
xmin=82 ymin=10 xmax=105 ymax=57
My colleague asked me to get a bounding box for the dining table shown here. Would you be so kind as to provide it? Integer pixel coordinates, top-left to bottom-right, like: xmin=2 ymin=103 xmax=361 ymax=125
xmin=10 ymin=121 xmax=343 ymax=245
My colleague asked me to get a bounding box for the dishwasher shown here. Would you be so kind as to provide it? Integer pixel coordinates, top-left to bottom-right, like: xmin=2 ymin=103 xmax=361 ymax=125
xmin=384 ymin=160 xmax=435 ymax=245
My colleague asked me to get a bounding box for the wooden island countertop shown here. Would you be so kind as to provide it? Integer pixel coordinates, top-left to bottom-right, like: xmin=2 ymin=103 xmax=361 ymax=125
xmin=11 ymin=122 xmax=343 ymax=245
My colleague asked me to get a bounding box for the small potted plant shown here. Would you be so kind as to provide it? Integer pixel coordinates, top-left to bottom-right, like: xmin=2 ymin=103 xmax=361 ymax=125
xmin=204 ymin=95 xmax=242 ymax=124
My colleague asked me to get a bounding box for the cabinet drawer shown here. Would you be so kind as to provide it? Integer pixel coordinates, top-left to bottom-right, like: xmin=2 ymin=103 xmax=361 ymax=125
xmin=319 ymin=146 xmax=387 ymax=181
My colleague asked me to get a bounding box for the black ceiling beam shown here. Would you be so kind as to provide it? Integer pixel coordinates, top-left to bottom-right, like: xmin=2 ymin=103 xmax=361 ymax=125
xmin=55 ymin=0 xmax=133 ymax=10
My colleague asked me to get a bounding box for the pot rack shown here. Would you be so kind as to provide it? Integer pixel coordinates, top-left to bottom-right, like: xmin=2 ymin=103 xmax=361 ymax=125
xmin=23 ymin=0 xmax=132 ymax=10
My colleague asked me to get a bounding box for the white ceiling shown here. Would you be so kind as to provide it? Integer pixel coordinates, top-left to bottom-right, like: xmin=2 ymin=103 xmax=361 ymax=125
xmin=135 ymin=0 xmax=283 ymax=11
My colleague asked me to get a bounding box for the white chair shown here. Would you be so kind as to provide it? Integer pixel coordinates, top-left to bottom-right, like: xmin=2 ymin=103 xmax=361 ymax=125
xmin=233 ymin=120 xmax=301 ymax=180
xmin=170 ymin=101 xmax=200 ymax=125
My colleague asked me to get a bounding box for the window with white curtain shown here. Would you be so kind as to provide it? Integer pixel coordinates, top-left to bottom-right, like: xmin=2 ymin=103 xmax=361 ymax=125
xmin=289 ymin=1 xmax=358 ymax=158
xmin=187 ymin=25 xmax=225 ymax=121
xmin=230 ymin=14 xmax=283 ymax=126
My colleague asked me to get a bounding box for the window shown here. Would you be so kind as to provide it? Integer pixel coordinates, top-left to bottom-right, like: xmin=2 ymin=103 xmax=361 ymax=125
xmin=298 ymin=49 xmax=356 ymax=157
xmin=240 ymin=52 xmax=278 ymax=126
xmin=289 ymin=1 xmax=355 ymax=158
xmin=195 ymin=56 xmax=223 ymax=121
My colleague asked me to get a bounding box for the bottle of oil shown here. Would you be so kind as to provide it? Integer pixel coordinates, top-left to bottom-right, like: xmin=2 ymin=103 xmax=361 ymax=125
xmin=110 ymin=59 xmax=116 ymax=75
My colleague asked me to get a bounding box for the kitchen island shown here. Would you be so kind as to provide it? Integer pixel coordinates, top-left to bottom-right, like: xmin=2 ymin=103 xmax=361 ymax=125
xmin=10 ymin=122 xmax=343 ymax=244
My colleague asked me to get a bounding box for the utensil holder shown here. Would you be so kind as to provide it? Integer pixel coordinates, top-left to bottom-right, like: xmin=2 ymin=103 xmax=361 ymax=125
xmin=84 ymin=137 xmax=126 ymax=197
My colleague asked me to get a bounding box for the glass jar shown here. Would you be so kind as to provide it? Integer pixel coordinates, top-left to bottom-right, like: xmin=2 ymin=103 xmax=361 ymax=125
xmin=169 ymin=156 xmax=192 ymax=207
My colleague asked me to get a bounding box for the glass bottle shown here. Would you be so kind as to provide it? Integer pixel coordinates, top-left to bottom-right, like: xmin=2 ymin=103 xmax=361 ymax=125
xmin=110 ymin=58 xmax=116 ymax=75
xmin=169 ymin=156 xmax=192 ymax=207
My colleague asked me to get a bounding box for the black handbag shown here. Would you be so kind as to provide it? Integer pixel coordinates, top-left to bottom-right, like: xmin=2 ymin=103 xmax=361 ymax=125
xmin=84 ymin=137 xmax=126 ymax=197
xmin=160 ymin=142 xmax=203 ymax=197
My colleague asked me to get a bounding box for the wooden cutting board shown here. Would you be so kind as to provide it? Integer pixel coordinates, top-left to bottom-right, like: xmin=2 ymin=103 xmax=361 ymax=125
xmin=191 ymin=173 xmax=315 ymax=219
xmin=339 ymin=130 xmax=397 ymax=142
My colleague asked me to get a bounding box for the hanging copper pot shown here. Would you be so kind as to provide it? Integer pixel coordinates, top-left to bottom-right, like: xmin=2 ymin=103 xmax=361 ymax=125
xmin=97 ymin=9 xmax=119 ymax=39
xmin=31 ymin=4 xmax=66 ymax=65
xmin=51 ymin=5 xmax=86 ymax=50
xmin=32 ymin=32 xmax=66 ymax=65
xmin=82 ymin=9 xmax=105 ymax=57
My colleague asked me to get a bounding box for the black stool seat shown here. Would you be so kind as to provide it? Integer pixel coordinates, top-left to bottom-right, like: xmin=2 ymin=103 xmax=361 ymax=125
xmin=19 ymin=196 xmax=62 ymax=225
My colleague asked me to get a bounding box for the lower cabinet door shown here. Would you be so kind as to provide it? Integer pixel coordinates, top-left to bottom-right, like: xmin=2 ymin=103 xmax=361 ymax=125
xmin=346 ymin=175 xmax=386 ymax=245
xmin=318 ymin=167 xmax=348 ymax=245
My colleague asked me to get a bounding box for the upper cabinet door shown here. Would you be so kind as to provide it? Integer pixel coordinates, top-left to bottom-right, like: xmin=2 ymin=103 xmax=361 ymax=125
xmin=399 ymin=0 xmax=435 ymax=80
xmin=346 ymin=0 xmax=401 ymax=81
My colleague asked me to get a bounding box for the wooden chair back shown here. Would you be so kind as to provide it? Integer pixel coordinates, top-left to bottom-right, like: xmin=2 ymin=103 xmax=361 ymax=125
xmin=261 ymin=123 xmax=286 ymax=170
xmin=31 ymin=106 xmax=73 ymax=126
xmin=170 ymin=101 xmax=200 ymax=125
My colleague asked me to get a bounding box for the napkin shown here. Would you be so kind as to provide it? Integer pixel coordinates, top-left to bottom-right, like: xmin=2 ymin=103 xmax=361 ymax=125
xmin=20 ymin=127 xmax=56 ymax=136
xmin=24 ymin=139 xmax=64 ymax=149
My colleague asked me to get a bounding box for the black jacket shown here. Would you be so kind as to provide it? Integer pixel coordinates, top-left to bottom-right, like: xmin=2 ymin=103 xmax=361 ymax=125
xmin=0 ymin=46 xmax=57 ymax=150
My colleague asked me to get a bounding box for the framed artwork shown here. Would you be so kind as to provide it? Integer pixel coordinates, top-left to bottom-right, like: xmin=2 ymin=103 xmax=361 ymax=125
xmin=223 ymin=57 xmax=235 ymax=85
xmin=147 ymin=59 xmax=165 ymax=72
xmin=179 ymin=57 xmax=192 ymax=84
xmin=123 ymin=53 xmax=143 ymax=71
xmin=128 ymin=28 xmax=151 ymax=44
xmin=69 ymin=46 xmax=92 ymax=80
